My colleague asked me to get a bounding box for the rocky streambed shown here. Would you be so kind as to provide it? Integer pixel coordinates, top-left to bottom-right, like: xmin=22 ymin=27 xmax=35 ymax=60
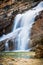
xmin=0 ymin=52 xmax=43 ymax=65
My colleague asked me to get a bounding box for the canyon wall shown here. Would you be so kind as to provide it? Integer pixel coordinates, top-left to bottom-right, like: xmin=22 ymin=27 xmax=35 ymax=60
xmin=0 ymin=0 xmax=39 ymax=36
xmin=0 ymin=0 xmax=43 ymax=52
xmin=31 ymin=11 xmax=43 ymax=58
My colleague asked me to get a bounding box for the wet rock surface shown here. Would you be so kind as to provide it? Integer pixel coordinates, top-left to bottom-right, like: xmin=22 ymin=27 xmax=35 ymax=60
xmin=0 ymin=41 xmax=5 ymax=51
xmin=31 ymin=11 xmax=43 ymax=37
xmin=0 ymin=0 xmax=40 ymax=36
xmin=0 ymin=0 xmax=41 ymax=51
xmin=31 ymin=11 xmax=43 ymax=58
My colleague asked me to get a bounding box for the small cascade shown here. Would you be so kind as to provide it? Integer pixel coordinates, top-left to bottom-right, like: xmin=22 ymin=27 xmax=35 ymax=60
xmin=0 ymin=1 xmax=43 ymax=51
xmin=5 ymin=41 xmax=9 ymax=51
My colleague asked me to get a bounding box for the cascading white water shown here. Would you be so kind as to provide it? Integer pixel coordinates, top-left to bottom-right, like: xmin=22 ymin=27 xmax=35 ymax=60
xmin=5 ymin=41 xmax=9 ymax=51
xmin=0 ymin=1 xmax=43 ymax=51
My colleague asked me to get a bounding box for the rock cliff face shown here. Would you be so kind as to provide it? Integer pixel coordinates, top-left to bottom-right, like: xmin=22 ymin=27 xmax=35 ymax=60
xmin=31 ymin=11 xmax=43 ymax=58
xmin=0 ymin=0 xmax=35 ymax=51
xmin=0 ymin=0 xmax=43 ymax=51
xmin=31 ymin=11 xmax=43 ymax=37
xmin=0 ymin=0 xmax=40 ymax=36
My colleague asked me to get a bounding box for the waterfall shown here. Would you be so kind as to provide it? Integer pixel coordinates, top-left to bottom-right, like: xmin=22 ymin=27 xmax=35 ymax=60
xmin=0 ymin=1 xmax=43 ymax=51
xmin=5 ymin=41 xmax=9 ymax=51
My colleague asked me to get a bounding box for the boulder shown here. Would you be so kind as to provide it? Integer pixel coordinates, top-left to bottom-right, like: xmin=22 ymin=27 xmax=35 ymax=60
xmin=35 ymin=44 xmax=43 ymax=58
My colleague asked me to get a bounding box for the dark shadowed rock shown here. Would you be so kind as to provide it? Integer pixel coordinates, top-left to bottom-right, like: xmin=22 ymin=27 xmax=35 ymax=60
xmin=0 ymin=41 xmax=5 ymax=51
xmin=8 ymin=40 xmax=14 ymax=51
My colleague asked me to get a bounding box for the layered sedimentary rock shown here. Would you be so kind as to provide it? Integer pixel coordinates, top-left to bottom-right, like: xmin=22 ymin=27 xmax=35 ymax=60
xmin=0 ymin=0 xmax=40 ymax=36
xmin=0 ymin=0 xmax=32 ymax=51
xmin=0 ymin=41 xmax=5 ymax=51
xmin=31 ymin=11 xmax=43 ymax=58
xmin=0 ymin=0 xmax=42 ymax=51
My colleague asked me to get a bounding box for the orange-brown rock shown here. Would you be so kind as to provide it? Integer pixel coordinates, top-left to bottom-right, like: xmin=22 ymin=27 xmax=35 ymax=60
xmin=0 ymin=0 xmax=32 ymax=36
xmin=35 ymin=44 xmax=43 ymax=58
xmin=31 ymin=11 xmax=43 ymax=58
xmin=31 ymin=11 xmax=43 ymax=37
xmin=0 ymin=0 xmax=39 ymax=36
xmin=0 ymin=0 xmax=42 ymax=51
